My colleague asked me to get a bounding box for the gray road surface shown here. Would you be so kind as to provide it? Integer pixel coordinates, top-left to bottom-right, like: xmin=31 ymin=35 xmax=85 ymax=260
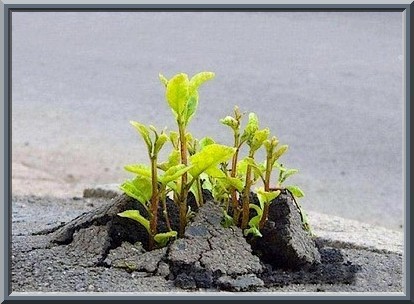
xmin=11 ymin=11 xmax=404 ymax=230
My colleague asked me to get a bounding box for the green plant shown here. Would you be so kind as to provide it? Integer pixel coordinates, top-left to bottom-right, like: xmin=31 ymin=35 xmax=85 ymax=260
xmin=118 ymin=71 xmax=309 ymax=250
xmin=119 ymin=72 xmax=235 ymax=249
xmin=218 ymin=106 xmax=309 ymax=237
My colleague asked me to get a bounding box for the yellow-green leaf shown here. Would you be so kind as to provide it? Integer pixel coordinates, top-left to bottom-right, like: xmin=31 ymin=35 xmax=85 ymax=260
xmin=159 ymin=164 xmax=193 ymax=185
xmin=124 ymin=164 xmax=152 ymax=177
xmin=130 ymin=121 xmax=152 ymax=150
xmin=154 ymin=231 xmax=178 ymax=246
xmin=281 ymin=169 xmax=299 ymax=183
xmin=189 ymin=71 xmax=215 ymax=92
xmin=257 ymin=187 xmax=280 ymax=209
xmin=118 ymin=210 xmax=150 ymax=234
xmin=244 ymin=226 xmax=262 ymax=237
xmin=272 ymin=144 xmax=288 ymax=163
xmin=158 ymin=149 xmax=180 ymax=171
xmin=159 ymin=73 xmax=168 ymax=86
xmin=286 ymin=185 xmax=305 ymax=198
xmin=189 ymin=144 xmax=236 ymax=178
xmin=199 ymin=137 xmax=215 ymax=150
xmin=154 ymin=132 xmax=169 ymax=154
xmin=250 ymin=128 xmax=270 ymax=152
xmin=165 ymin=73 xmax=190 ymax=118
xmin=223 ymin=176 xmax=244 ymax=192
xmin=119 ymin=176 xmax=152 ymax=206
xmin=241 ymin=113 xmax=259 ymax=143
xmin=220 ymin=116 xmax=239 ymax=130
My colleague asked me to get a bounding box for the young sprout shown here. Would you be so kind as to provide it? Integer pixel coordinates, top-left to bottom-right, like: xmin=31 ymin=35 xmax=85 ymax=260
xmin=118 ymin=122 xmax=173 ymax=250
xmin=240 ymin=114 xmax=269 ymax=229
xmin=159 ymin=72 xmax=235 ymax=237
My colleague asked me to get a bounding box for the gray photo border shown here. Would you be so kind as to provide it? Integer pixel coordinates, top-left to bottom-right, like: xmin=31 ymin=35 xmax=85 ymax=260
xmin=1 ymin=0 xmax=412 ymax=302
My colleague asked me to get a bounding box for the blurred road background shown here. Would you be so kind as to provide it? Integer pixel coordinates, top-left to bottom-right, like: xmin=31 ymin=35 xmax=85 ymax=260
xmin=11 ymin=11 xmax=404 ymax=230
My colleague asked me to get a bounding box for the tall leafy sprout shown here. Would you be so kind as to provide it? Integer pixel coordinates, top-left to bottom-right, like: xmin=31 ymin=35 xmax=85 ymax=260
xmin=159 ymin=72 xmax=235 ymax=237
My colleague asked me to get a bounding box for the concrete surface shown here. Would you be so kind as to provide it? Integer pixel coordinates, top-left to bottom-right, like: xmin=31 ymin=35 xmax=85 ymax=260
xmin=10 ymin=194 xmax=404 ymax=294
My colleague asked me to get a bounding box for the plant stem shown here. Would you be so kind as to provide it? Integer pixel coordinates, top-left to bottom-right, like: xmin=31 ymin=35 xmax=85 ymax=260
xmin=161 ymin=188 xmax=172 ymax=232
xmin=230 ymin=133 xmax=241 ymax=223
xmin=196 ymin=178 xmax=203 ymax=207
xmin=259 ymin=151 xmax=273 ymax=229
xmin=178 ymin=121 xmax=188 ymax=237
xmin=149 ymin=155 xmax=159 ymax=250
xmin=241 ymin=151 xmax=254 ymax=229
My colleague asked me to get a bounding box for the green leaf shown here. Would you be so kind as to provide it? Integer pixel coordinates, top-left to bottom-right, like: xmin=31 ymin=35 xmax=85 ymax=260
xmin=118 ymin=210 xmax=150 ymax=234
xmin=169 ymin=131 xmax=179 ymax=149
xmin=130 ymin=121 xmax=152 ymax=151
xmin=286 ymin=185 xmax=305 ymax=198
xmin=189 ymin=71 xmax=215 ymax=91
xmin=220 ymin=116 xmax=238 ymax=130
xmin=159 ymin=73 xmax=168 ymax=86
xmin=200 ymin=172 xmax=213 ymax=191
xmin=154 ymin=231 xmax=178 ymax=246
xmin=124 ymin=164 xmax=152 ymax=178
xmin=248 ymin=214 xmax=262 ymax=229
xmin=184 ymin=93 xmax=199 ymax=126
xmin=237 ymin=157 xmax=264 ymax=182
xmin=241 ymin=113 xmax=259 ymax=143
xmin=263 ymin=136 xmax=279 ymax=155
xmin=154 ymin=132 xmax=169 ymax=155
xmin=257 ymin=187 xmax=280 ymax=209
xmin=158 ymin=149 xmax=181 ymax=171
xmin=272 ymin=144 xmax=288 ymax=163
xmin=250 ymin=128 xmax=270 ymax=152
xmin=119 ymin=176 xmax=152 ymax=205
xmin=273 ymin=161 xmax=286 ymax=172
xmin=199 ymin=137 xmax=215 ymax=150
xmin=244 ymin=227 xmax=262 ymax=237
xmin=189 ymin=144 xmax=236 ymax=178
xmin=280 ymin=168 xmax=299 ymax=183
xmin=221 ymin=211 xmax=234 ymax=228
xmin=249 ymin=203 xmax=262 ymax=216
xmin=165 ymin=73 xmax=190 ymax=118
xmin=223 ymin=176 xmax=244 ymax=192
xmin=204 ymin=166 xmax=226 ymax=178
xmin=159 ymin=164 xmax=193 ymax=185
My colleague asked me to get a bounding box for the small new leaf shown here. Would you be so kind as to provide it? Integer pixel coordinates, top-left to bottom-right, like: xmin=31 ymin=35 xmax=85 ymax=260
xmin=154 ymin=132 xmax=169 ymax=155
xmin=159 ymin=73 xmax=168 ymax=86
xmin=243 ymin=227 xmax=262 ymax=237
xmin=154 ymin=231 xmax=178 ymax=247
xmin=250 ymin=128 xmax=270 ymax=152
xmin=220 ymin=116 xmax=239 ymax=130
xmin=130 ymin=121 xmax=152 ymax=151
xmin=257 ymin=187 xmax=280 ymax=209
xmin=118 ymin=210 xmax=150 ymax=234
xmin=286 ymin=185 xmax=305 ymax=198
xmin=272 ymin=145 xmax=288 ymax=163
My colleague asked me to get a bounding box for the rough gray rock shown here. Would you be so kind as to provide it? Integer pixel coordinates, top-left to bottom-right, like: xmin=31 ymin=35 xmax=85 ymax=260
xmin=217 ymin=274 xmax=264 ymax=292
xmin=168 ymin=200 xmax=264 ymax=291
xmin=49 ymin=194 xmax=150 ymax=247
xmin=66 ymin=225 xmax=111 ymax=267
xmin=249 ymin=192 xmax=321 ymax=270
xmin=103 ymin=242 xmax=168 ymax=274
